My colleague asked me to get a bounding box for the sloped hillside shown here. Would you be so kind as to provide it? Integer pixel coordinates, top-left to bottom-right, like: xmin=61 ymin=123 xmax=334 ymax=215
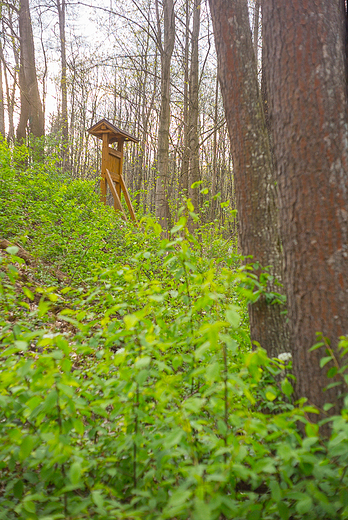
xmin=1 ymin=142 xmax=348 ymax=520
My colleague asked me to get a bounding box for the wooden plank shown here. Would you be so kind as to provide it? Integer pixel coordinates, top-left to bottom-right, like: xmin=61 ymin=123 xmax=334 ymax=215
xmin=101 ymin=133 xmax=108 ymax=204
xmin=109 ymin=171 xmax=121 ymax=182
xmin=119 ymin=174 xmax=138 ymax=224
xmin=117 ymin=139 xmax=124 ymax=199
xmin=108 ymin=147 xmax=122 ymax=159
xmin=105 ymin=169 xmax=127 ymax=220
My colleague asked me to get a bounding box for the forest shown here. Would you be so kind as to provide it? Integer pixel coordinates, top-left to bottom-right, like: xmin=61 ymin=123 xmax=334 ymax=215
xmin=0 ymin=0 xmax=348 ymax=519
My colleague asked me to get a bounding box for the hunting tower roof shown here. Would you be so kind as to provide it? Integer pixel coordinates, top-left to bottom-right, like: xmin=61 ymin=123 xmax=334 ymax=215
xmin=87 ymin=118 xmax=139 ymax=144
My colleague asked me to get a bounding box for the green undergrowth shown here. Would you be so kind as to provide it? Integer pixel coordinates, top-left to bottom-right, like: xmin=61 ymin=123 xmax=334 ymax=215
xmin=1 ymin=141 xmax=348 ymax=519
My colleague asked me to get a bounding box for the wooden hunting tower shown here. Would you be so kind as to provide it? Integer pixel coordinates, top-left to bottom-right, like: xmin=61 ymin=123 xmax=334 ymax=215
xmin=88 ymin=118 xmax=139 ymax=221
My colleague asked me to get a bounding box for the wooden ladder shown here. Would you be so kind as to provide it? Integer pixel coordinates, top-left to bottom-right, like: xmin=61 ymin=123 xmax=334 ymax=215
xmin=105 ymin=169 xmax=138 ymax=225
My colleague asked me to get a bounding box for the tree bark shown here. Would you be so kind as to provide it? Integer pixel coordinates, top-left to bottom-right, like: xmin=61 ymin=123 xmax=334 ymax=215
xmin=155 ymin=0 xmax=175 ymax=230
xmin=56 ymin=0 xmax=69 ymax=171
xmin=263 ymin=0 xmax=348 ymax=413
xmin=188 ymin=0 xmax=201 ymax=219
xmin=208 ymin=0 xmax=290 ymax=358
xmin=0 ymin=57 xmax=4 ymax=137
xmin=210 ymin=74 xmax=219 ymax=220
xmin=17 ymin=0 xmax=44 ymax=143
xmin=181 ymin=0 xmax=190 ymax=194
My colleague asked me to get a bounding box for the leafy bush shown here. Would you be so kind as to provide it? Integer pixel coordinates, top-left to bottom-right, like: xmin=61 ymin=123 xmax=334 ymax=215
xmin=1 ymin=141 xmax=348 ymax=519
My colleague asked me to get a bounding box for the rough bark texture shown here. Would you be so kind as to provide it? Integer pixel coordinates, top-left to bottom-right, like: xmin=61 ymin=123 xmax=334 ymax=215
xmin=0 ymin=5 xmax=3 ymax=138
xmin=263 ymin=0 xmax=348 ymax=412
xmin=209 ymin=0 xmax=289 ymax=358
xmin=17 ymin=0 xmax=44 ymax=142
xmin=188 ymin=0 xmax=201 ymax=216
xmin=181 ymin=0 xmax=190 ymax=193
xmin=155 ymin=0 xmax=175 ymax=230
xmin=57 ymin=0 xmax=68 ymax=171
xmin=0 ymin=59 xmax=4 ymax=137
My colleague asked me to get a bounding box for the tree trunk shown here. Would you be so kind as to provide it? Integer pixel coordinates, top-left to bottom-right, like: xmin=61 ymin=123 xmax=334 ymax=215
xmin=57 ymin=0 xmax=69 ymax=171
xmin=188 ymin=0 xmax=201 ymax=219
xmin=208 ymin=0 xmax=290 ymax=358
xmin=0 ymin=57 xmax=4 ymax=137
xmin=211 ymin=74 xmax=219 ymax=220
xmin=17 ymin=0 xmax=44 ymax=144
xmin=155 ymin=0 xmax=175 ymax=230
xmin=0 ymin=3 xmax=4 ymax=137
xmin=263 ymin=0 xmax=348 ymax=413
xmin=181 ymin=0 xmax=190 ymax=194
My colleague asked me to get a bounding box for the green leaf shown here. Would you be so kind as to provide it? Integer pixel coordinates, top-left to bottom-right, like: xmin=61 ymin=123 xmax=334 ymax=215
xmin=205 ymin=362 xmax=220 ymax=382
xmin=14 ymin=340 xmax=28 ymax=352
xmin=124 ymin=314 xmax=138 ymax=329
xmin=309 ymin=341 xmax=325 ymax=351
xmin=320 ymin=356 xmax=332 ymax=368
xmin=172 ymin=356 xmax=182 ymax=370
xmin=164 ymin=429 xmax=185 ymax=448
xmin=135 ymin=356 xmax=151 ymax=369
xmin=13 ymin=480 xmax=24 ymax=499
xmin=281 ymin=378 xmax=293 ymax=396
xmin=19 ymin=436 xmax=35 ymax=461
xmin=305 ymin=422 xmax=319 ymax=437
xmin=170 ymin=223 xmax=185 ymax=234
xmin=194 ymin=341 xmax=211 ymax=360
xmin=253 ymin=457 xmax=276 ymax=474
xmin=92 ymin=490 xmax=104 ymax=509
xmin=38 ymin=298 xmax=51 ymax=317
xmin=191 ymin=181 xmax=202 ymax=189
xmin=265 ymin=386 xmax=278 ymax=401
xmin=69 ymin=462 xmax=82 ymax=485
xmin=296 ymin=496 xmax=313 ymax=515
xmin=73 ymin=419 xmax=85 ymax=436
xmin=270 ymin=480 xmax=282 ymax=502
xmin=51 ymin=350 xmax=64 ymax=359
xmin=225 ymin=306 xmax=240 ymax=328
xmin=135 ymin=369 xmax=148 ymax=385
xmin=277 ymin=502 xmax=289 ymax=520
xmin=6 ymin=246 xmax=19 ymax=255
xmin=23 ymin=501 xmax=36 ymax=514
xmin=327 ymin=366 xmax=337 ymax=378
xmin=23 ymin=286 xmax=34 ymax=300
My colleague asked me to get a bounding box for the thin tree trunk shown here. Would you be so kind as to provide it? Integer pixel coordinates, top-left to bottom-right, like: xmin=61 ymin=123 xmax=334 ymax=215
xmin=209 ymin=0 xmax=290 ymax=358
xmin=188 ymin=0 xmax=201 ymax=219
xmin=57 ymin=0 xmax=69 ymax=171
xmin=211 ymin=74 xmax=219 ymax=220
xmin=263 ymin=0 xmax=348 ymax=415
xmin=181 ymin=0 xmax=190 ymax=193
xmin=17 ymin=0 xmax=44 ymax=145
xmin=155 ymin=0 xmax=175 ymax=230
xmin=0 ymin=56 xmax=4 ymax=137
xmin=0 ymin=4 xmax=4 ymax=137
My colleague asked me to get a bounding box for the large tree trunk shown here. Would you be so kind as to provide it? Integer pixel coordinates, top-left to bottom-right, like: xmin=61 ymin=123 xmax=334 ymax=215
xmin=208 ymin=0 xmax=290 ymax=358
xmin=155 ymin=0 xmax=175 ymax=230
xmin=188 ymin=0 xmax=201 ymax=217
xmin=17 ymin=0 xmax=44 ymax=143
xmin=263 ymin=0 xmax=348 ymax=413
